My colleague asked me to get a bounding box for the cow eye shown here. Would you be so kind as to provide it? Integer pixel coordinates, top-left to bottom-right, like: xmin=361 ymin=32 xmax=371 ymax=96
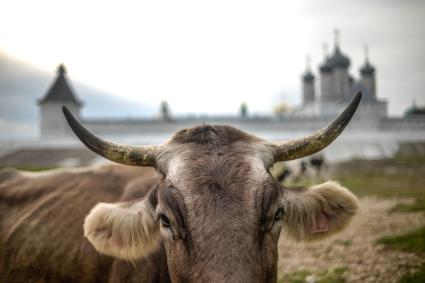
xmin=159 ymin=213 xmax=171 ymax=228
xmin=274 ymin=208 xmax=284 ymax=222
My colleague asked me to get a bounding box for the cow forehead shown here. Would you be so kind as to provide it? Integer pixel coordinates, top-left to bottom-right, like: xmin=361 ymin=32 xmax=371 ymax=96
xmin=159 ymin=124 xmax=274 ymax=175
xmin=156 ymin=141 xmax=276 ymax=241
xmin=169 ymin=124 xmax=260 ymax=145
xmin=165 ymin=143 xmax=268 ymax=185
xmin=154 ymin=125 xmax=275 ymax=213
xmin=164 ymin=149 xmax=267 ymax=227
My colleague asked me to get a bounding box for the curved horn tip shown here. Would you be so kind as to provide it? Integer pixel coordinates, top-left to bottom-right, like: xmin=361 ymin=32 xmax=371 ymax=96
xmin=353 ymin=91 xmax=362 ymax=105
xmin=271 ymin=91 xmax=363 ymax=162
xmin=62 ymin=105 xmax=69 ymax=114
xmin=355 ymin=91 xmax=362 ymax=99
xmin=61 ymin=104 xmax=158 ymax=167
xmin=62 ymin=105 xmax=73 ymax=121
xmin=338 ymin=91 xmax=362 ymax=124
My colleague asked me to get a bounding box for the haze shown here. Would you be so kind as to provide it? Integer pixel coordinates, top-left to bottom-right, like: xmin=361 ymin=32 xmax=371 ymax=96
xmin=1 ymin=0 xmax=424 ymax=117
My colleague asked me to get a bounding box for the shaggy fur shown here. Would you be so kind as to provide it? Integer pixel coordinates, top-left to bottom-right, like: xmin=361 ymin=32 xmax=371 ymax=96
xmin=283 ymin=181 xmax=359 ymax=241
xmin=0 ymin=165 xmax=171 ymax=283
xmin=84 ymin=198 xmax=160 ymax=261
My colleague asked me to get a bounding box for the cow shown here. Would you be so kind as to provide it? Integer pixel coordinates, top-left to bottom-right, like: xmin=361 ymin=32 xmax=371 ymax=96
xmin=274 ymin=155 xmax=327 ymax=184
xmin=0 ymin=92 xmax=362 ymax=283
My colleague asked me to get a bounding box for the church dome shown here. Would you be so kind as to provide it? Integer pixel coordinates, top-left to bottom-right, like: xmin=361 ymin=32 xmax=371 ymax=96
xmin=360 ymin=46 xmax=375 ymax=76
xmin=405 ymin=103 xmax=425 ymax=116
xmin=302 ymin=55 xmax=315 ymax=82
xmin=328 ymin=47 xmax=350 ymax=69
xmin=302 ymin=71 xmax=314 ymax=82
xmin=319 ymin=58 xmax=332 ymax=73
xmin=360 ymin=61 xmax=375 ymax=75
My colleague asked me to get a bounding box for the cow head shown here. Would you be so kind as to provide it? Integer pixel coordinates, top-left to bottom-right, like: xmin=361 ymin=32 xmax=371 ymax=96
xmin=63 ymin=92 xmax=361 ymax=283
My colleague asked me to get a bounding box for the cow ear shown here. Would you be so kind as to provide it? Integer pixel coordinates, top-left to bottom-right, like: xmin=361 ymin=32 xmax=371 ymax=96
xmin=84 ymin=196 xmax=160 ymax=261
xmin=283 ymin=181 xmax=359 ymax=241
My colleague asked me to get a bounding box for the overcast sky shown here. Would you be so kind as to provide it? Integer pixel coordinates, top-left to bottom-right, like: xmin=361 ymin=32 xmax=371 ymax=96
xmin=1 ymin=0 xmax=424 ymax=116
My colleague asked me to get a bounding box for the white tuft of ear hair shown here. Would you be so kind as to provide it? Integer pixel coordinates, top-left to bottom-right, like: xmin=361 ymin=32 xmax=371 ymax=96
xmin=283 ymin=181 xmax=359 ymax=241
xmin=84 ymin=199 xmax=160 ymax=261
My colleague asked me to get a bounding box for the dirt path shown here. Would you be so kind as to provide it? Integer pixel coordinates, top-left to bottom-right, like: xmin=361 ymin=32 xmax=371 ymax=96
xmin=277 ymin=197 xmax=425 ymax=283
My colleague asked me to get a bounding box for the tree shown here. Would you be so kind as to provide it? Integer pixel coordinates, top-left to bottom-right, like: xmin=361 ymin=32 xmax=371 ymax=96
xmin=159 ymin=100 xmax=171 ymax=120
xmin=239 ymin=102 xmax=248 ymax=118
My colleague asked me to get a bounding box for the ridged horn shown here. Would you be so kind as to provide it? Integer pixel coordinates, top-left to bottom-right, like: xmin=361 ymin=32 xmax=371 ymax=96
xmin=271 ymin=91 xmax=362 ymax=161
xmin=62 ymin=106 xmax=160 ymax=166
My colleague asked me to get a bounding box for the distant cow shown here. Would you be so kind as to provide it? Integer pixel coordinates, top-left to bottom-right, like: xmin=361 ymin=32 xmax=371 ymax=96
xmin=0 ymin=93 xmax=362 ymax=282
xmin=275 ymin=155 xmax=327 ymax=184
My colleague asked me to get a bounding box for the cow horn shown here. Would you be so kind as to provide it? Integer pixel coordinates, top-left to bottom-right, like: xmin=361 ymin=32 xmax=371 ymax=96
xmin=62 ymin=106 xmax=160 ymax=166
xmin=271 ymin=91 xmax=362 ymax=161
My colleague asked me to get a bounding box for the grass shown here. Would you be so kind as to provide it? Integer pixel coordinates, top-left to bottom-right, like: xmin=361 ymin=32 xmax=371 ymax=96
xmin=278 ymin=267 xmax=347 ymax=283
xmin=337 ymin=172 xmax=425 ymax=198
xmin=335 ymin=155 xmax=425 ymax=198
xmin=279 ymin=170 xmax=425 ymax=199
xmin=377 ymin=226 xmax=425 ymax=253
xmin=393 ymin=154 xmax=425 ymax=168
xmin=390 ymin=198 xmax=425 ymax=213
xmin=398 ymin=262 xmax=425 ymax=283
xmin=272 ymin=155 xmax=425 ymax=199
xmin=278 ymin=270 xmax=311 ymax=283
xmin=384 ymin=194 xmax=425 ymax=282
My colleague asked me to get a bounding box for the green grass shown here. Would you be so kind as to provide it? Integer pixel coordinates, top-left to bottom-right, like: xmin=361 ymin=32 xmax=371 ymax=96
xmin=398 ymin=262 xmax=425 ymax=283
xmin=337 ymin=172 xmax=425 ymax=198
xmin=272 ymin=155 xmax=425 ymax=199
xmin=278 ymin=270 xmax=311 ymax=283
xmin=332 ymin=154 xmax=425 ymax=198
xmin=319 ymin=267 xmax=347 ymax=283
xmin=335 ymin=155 xmax=425 ymax=198
xmin=384 ymin=198 xmax=425 ymax=283
xmin=278 ymin=267 xmax=347 ymax=283
xmin=377 ymin=226 xmax=425 ymax=253
xmin=279 ymin=171 xmax=425 ymax=199
xmin=393 ymin=154 xmax=425 ymax=168
xmin=390 ymin=198 xmax=425 ymax=213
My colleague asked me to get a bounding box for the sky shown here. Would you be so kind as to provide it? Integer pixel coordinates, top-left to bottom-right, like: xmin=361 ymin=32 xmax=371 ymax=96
xmin=0 ymin=0 xmax=424 ymax=117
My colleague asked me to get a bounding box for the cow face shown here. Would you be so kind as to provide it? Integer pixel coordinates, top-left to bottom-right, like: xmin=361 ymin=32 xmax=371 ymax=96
xmin=82 ymin=126 xmax=358 ymax=283
xmin=152 ymin=127 xmax=283 ymax=282
xmin=64 ymin=93 xmax=362 ymax=283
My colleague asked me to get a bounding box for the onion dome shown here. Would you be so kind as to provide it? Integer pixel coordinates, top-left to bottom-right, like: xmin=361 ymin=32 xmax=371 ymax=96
xmin=319 ymin=58 xmax=332 ymax=73
xmin=360 ymin=45 xmax=375 ymax=75
xmin=360 ymin=62 xmax=375 ymax=75
xmin=302 ymin=71 xmax=315 ymax=82
xmin=328 ymin=47 xmax=350 ymax=69
xmin=319 ymin=43 xmax=332 ymax=73
xmin=302 ymin=55 xmax=315 ymax=82
xmin=405 ymin=100 xmax=425 ymax=116
xmin=328 ymin=29 xmax=350 ymax=69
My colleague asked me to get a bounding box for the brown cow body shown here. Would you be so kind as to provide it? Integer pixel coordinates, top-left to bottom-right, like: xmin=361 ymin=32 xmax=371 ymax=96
xmin=0 ymin=165 xmax=170 ymax=283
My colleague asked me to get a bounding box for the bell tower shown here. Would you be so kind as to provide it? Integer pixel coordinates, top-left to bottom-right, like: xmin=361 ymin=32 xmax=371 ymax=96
xmin=359 ymin=45 xmax=376 ymax=100
xmin=38 ymin=64 xmax=83 ymax=139
xmin=302 ymin=55 xmax=315 ymax=105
